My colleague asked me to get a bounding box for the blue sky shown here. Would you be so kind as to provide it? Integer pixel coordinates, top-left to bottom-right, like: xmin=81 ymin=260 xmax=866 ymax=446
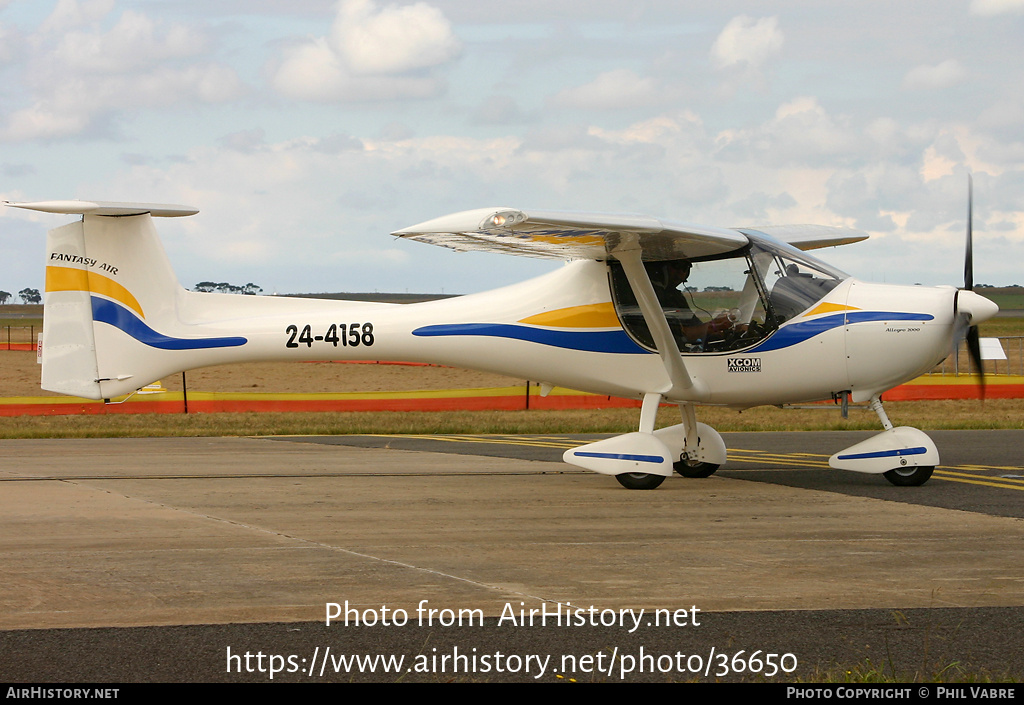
xmin=2 ymin=0 xmax=1023 ymax=296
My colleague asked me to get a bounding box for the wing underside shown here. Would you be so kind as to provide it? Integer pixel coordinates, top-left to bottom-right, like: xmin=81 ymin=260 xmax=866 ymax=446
xmin=393 ymin=208 xmax=749 ymax=261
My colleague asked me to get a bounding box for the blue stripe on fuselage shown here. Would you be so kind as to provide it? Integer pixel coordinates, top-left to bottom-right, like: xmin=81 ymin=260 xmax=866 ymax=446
xmin=412 ymin=311 xmax=933 ymax=356
xmin=92 ymin=297 xmax=247 ymax=350
xmin=747 ymin=311 xmax=934 ymax=353
xmin=412 ymin=323 xmax=649 ymax=354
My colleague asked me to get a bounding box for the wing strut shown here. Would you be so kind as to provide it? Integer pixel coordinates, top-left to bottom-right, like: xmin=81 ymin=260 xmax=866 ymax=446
xmin=612 ymin=244 xmax=698 ymax=400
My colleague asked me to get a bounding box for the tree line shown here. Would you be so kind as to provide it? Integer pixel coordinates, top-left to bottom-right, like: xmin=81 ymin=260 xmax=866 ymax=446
xmin=193 ymin=282 xmax=263 ymax=295
xmin=0 ymin=282 xmax=262 ymax=305
xmin=0 ymin=289 xmax=41 ymax=304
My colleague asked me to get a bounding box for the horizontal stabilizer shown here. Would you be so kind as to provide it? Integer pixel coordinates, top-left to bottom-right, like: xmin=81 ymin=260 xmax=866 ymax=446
xmin=6 ymin=200 xmax=198 ymax=217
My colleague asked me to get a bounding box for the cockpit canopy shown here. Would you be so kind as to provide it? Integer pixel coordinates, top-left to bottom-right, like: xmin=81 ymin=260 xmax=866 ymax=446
xmin=609 ymin=233 xmax=849 ymax=354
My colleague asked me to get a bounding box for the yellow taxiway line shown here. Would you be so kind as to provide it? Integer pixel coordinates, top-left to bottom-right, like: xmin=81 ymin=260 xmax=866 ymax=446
xmin=367 ymin=434 xmax=1024 ymax=491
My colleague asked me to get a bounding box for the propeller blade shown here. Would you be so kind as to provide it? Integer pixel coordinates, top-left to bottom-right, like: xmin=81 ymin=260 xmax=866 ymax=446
xmin=953 ymin=176 xmax=990 ymax=399
xmin=952 ymin=273 xmax=993 ymax=401
xmin=951 ymin=301 xmax=969 ymax=353
xmin=966 ymin=324 xmax=985 ymax=399
xmin=964 ymin=173 xmax=973 ymax=291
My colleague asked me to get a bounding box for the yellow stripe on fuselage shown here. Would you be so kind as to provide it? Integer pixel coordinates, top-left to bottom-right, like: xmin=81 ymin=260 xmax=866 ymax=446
xmin=45 ymin=266 xmax=145 ymax=318
xmin=802 ymin=302 xmax=860 ymax=318
xmin=518 ymin=303 xmax=620 ymax=328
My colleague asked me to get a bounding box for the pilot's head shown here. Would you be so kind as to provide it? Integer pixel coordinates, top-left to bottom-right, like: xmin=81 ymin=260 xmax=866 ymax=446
xmin=666 ymin=260 xmax=692 ymax=283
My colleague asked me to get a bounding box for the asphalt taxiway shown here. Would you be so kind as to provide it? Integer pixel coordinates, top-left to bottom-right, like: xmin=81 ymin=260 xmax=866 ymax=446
xmin=2 ymin=431 xmax=1022 ymax=682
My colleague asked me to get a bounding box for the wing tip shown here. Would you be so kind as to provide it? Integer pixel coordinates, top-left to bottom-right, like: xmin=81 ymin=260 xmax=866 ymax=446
xmin=745 ymin=224 xmax=869 ymax=250
xmin=392 ymin=207 xmax=519 ymax=237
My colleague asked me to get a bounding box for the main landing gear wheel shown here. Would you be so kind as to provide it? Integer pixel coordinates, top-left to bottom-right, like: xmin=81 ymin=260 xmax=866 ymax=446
xmin=674 ymin=459 xmax=720 ymax=478
xmin=615 ymin=473 xmax=666 ymax=490
xmin=883 ymin=466 xmax=934 ymax=487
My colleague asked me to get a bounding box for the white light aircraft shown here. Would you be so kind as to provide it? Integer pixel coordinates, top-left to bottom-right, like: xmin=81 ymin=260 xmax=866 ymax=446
xmin=6 ymin=186 xmax=996 ymax=489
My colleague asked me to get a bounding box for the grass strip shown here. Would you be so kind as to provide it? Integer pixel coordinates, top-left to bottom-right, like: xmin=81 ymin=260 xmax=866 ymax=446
xmin=1 ymin=399 xmax=1021 ymax=439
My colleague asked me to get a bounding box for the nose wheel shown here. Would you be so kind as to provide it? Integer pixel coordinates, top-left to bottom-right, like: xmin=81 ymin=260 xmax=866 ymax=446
xmin=883 ymin=466 xmax=934 ymax=487
xmin=674 ymin=459 xmax=720 ymax=478
xmin=615 ymin=473 xmax=666 ymax=490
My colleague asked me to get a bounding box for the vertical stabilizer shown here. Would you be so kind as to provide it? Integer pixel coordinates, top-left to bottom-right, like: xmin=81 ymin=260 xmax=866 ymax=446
xmin=42 ymin=212 xmax=195 ymax=399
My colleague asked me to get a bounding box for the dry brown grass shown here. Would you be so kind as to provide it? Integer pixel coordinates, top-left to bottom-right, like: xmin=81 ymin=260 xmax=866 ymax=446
xmin=0 ymin=352 xmax=526 ymax=397
xmin=0 ymin=399 xmax=1019 ymax=439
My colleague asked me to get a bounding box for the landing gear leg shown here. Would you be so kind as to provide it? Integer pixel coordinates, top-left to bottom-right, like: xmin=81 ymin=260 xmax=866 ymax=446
xmin=651 ymin=403 xmax=727 ymax=478
xmin=869 ymin=395 xmax=893 ymax=431
xmin=674 ymin=403 xmax=719 ymax=477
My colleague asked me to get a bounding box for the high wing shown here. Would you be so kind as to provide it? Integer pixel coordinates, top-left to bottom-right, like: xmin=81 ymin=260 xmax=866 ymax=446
xmin=393 ymin=207 xmax=867 ymax=260
xmin=393 ymin=208 xmax=747 ymax=261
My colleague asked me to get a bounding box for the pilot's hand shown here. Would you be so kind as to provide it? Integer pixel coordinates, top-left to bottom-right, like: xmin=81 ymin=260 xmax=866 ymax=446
xmin=708 ymin=313 xmax=733 ymax=334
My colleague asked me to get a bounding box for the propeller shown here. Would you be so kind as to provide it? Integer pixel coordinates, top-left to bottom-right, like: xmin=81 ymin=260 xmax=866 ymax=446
xmin=954 ymin=174 xmax=989 ymax=397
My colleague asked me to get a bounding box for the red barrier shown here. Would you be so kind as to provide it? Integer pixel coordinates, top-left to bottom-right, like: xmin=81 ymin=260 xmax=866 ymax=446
xmin=0 ymin=388 xmax=643 ymax=417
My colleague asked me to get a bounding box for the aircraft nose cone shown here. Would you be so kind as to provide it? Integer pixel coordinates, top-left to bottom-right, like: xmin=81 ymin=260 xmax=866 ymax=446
xmin=957 ymin=290 xmax=999 ymax=326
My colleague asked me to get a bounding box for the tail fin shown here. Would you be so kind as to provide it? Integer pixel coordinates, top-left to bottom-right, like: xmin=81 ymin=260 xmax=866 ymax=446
xmin=11 ymin=200 xmax=242 ymax=400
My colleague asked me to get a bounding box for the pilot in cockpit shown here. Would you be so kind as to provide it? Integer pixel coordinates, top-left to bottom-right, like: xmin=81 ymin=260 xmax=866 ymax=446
xmin=652 ymin=260 xmax=696 ymax=310
xmin=650 ymin=260 xmax=707 ymax=343
xmin=651 ymin=259 xmax=746 ymax=348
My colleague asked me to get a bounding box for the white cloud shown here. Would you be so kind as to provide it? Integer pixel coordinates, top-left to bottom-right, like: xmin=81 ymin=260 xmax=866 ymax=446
xmin=920 ymin=144 xmax=958 ymax=182
xmin=4 ymin=104 xmax=92 ymax=142
xmin=978 ymin=99 xmax=1024 ymax=131
xmin=550 ymin=69 xmax=664 ymax=110
xmin=269 ymin=0 xmax=461 ymax=102
xmin=1 ymin=7 xmax=245 ymax=142
xmin=471 ymin=95 xmax=530 ymax=125
xmin=38 ymin=0 xmax=115 ymax=35
xmin=3 ymin=3 xmax=1022 ymax=291
xmin=270 ymin=38 xmax=444 ymax=102
xmin=970 ymin=0 xmax=1024 ymax=15
xmin=0 ymin=21 xmax=23 ymax=64
xmin=93 ymin=131 xmax=563 ymax=292
xmin=902 ymin=59 xmax=967 ymax=90
xmin=332 ymin=0 xmax=461 ymax=75
xmin=590 ymin=113 xmax=704 ymax=146
xmin=710 ymin=15 xmax=783 ymax=70
xmin=715 ymin=97 xmax=862 ymax=167
xmin=50 ymin=10 xmax=207 ymax=72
